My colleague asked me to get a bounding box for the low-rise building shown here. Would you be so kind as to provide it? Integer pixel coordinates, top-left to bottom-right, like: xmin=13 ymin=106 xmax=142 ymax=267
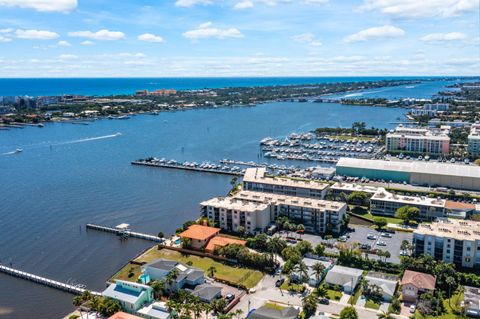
xmin=464 ymin=286 xmax=480 ymax=318
xmin=137 ymin=302 xmax=171 ymax=319
xmin=468 ymin=123 xmax=480 ymax=158
xmin=102 ymin=280 xmax=154 ymax=313
xmin=413 ymin=218 xmax=480 ymax=268
xmin=242 ymin=167 xmax=329 ymax=199
xmin=204 ymin=236 xmax=246 ymax=253
xmin=178 ymin=225 xmax=220 ymax=250
xmin=401 ymin=270 xmax=436 ymax=302
xmin=291 ymin=257 xmax=334 ymax=287
xmin=141 ymin=259 xmax=205 ymax=290
xmin=385 ymin=125 xmax=450 ymax=155
xmin=329 ymin=182 xmax=378 ymax=197
xmin=190 ymin=284 xmax=222 ymax=303
xmin=248 ymin=304 xmax=300 ymax=319
xmin=109 ymin=311 xmax=144 ymax=319
xmin=324 ymin=265 xmax=363 ymax=294
xmin=234 ymin=191 xmax=347 ymax=234
xmin=370 ymin=188 xmax=446 ymax=220
xmin=364 ymin=272 xmax=398 ymax=302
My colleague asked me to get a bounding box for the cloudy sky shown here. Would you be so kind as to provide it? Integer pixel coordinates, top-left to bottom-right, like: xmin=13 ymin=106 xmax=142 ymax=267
xmin=0 ymin=0 xmax=479 ymax=77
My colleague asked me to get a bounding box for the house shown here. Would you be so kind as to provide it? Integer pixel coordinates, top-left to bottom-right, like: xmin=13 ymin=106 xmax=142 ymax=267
xmin=102 ymin=280 xmax=154 ymax=313
xmin=178 ymin=224 xmax=220 ymax=250
xmin=291 ymin=257 xmax=334 ymax=287
xmin=141 ymin=259 xmax=205 ymax=290
xmin=324 ymin=265 xmax=363 ymax=294
xmin=190 ymin=283 xmax=223 ymax=303
xmin=464 ymin=286 xmax=480 ymax=318
xmin=137 ymin=301 xmax=171 ymax=319
xmin=109 ymin=312 xmax=144 ymax=319
xmin=248 ymin=304 xmax=300 ymax=319
xmin=364 ymin=272 xmax=398 ymax=301
xmin=205 ymin=236 xmax=246 ymax=253
xmin=401 ymin=270 xmax=436 ymax=302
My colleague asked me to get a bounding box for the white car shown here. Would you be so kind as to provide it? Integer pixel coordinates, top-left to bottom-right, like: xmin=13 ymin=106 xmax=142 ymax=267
xmin=381 ymin=233 xmax=392 ymax=238
xmin=367 ymin=234 xmax=377 ymax=240
xmin=409 ymin=305 xmax=416 ymax=313
xmin=377 ymin=241 xmax=387 ymax=246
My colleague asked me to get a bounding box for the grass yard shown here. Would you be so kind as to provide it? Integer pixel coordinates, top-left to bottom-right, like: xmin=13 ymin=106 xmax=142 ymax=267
xmin=110 ymin=263 xmax=142 ymax=283
xmin=348 ymin=287 xmax=363 ymax=305
xmin=364 ymin=213 xmax=404 ymax=225
xmin=133 ymin=247 xmax=264 ymax=288
xmin=280 ymin=279 xmax=305 ymax=293
xmin=365 ymin=299 xmax=381 ymax=310
xmin=320 ymin=285 xmax=343 ymax=301
xmin=414 ymin=292 xmax=464 ymax=319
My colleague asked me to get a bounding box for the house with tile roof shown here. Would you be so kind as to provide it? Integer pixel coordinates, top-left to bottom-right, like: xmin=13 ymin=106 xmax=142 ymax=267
xmin=401 ymin=270 xmax=436 ymax=302
xmin=205 ymin=235 xmax=246 ymax=253
xmin=178 ymin=224 xmax=220 ymax=250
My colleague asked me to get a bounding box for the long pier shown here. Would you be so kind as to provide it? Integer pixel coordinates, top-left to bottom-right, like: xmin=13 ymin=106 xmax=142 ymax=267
xmin=86 ymin=223 xmax=164 ymax=242
xmin=0 ymin=265 xmax=101 ymax=296
xmin=131 ymin=160 xmax=243 ymax=176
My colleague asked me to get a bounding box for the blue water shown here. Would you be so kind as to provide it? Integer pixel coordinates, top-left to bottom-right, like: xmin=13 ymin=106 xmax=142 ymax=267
xmin=0 ymin=76 xmax=464 ymax=97
xmin=0 ymin=99 xmax=406 ymax=318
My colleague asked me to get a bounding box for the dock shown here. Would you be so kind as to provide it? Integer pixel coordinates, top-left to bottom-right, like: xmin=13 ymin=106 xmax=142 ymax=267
xmin=0 ymin=265 xmax=101 ymax=296
xmin=131 ymin=160 xmax=243 ymax=176
xmin=86 ymin=223 xmax=164 ymax=242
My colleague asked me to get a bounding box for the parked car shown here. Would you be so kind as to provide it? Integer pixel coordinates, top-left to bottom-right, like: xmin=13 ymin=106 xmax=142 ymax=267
xmin=275 ymin=278 xmax=285 ymax=287
xmin=319 ymin=298 xmax=330 ymax=305
xmin=377 ymin=241 xmax=387 ymax=246
xmin=381 ymin=233 xmax=392 ymax=238
xmin=338 ymin=235 xmax=348 ymax=242
xmin=409 ymin=305 xmax=416 ymax=313
xmin=225 ymin=293 xmax=235 ymax=302
xmin=367 ymin=234 xmax=377 ymax=240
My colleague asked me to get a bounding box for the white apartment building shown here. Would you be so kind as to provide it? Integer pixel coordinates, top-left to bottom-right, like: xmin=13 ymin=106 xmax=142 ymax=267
xmin=413 ymin=218 xmax=480 ymax=268
xmin=385 ymin=125 xmax=450 ymax=155
xmin=242 ymin=167 xmax=329 ymax=199
xmin=411 ymin=103 xmax=449 ymax=117
xmin=468 ymin=123 xmax=480 ymax=158
xmin=200 ymin=197 xmax=271 ymax=234
xmin=329 ymin=182 xmax=378 ymax=197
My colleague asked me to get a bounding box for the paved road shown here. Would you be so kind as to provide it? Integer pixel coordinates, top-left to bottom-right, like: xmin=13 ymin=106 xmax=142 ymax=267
xmin=231 ymin=274 xmax=408 ymax=319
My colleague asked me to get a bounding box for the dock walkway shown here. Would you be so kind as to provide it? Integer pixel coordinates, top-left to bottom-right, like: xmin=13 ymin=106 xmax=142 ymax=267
xmin=131 ymin=160 xmax=243 ymax=176
xmin=86 ymin=223 xmax=164 ymax=242
xmin=0 ymin=265 xmax=101 ymax=295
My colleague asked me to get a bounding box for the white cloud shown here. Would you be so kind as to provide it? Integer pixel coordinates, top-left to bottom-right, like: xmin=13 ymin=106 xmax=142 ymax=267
xmin=57 ymin=40 xmax=71 ymax=46
xmin=292 ymin=32 xmax=322 ymax=46
xmin=358 ymin=0 xmax=479 ymax=18
xmin=81 ymin=40 xmax=94 ymax=45
xmin=343 ymin=25 xmax=405 ymax=43
xmin=420 ymin=32 xmax=468 ymax=42
xmin=68 ymin=29 xmax=125 ymax=41
xmin=0 ymin=0 xmax=77 ymax=12
xmin=234 ymin=0 xmax=254 ymax=9
xmin=137 ymin=33 xmax=164 ymax=43
xmin=0 ymin=35 xmax=11 ymax=42
xmin=183 ymin=22 xmax=243 ymax=40
xmin=15 ymin=29 xmax=59 ymax=40
xmin=303 ymin=0 xmax=329 ymax=4
xmin=58 ymin=54 xmax=78 ymax=59
xmin=175 ymin=0 xmax=212 ymax=7
xmin=0 ymin=28 xmax=13 ymax=33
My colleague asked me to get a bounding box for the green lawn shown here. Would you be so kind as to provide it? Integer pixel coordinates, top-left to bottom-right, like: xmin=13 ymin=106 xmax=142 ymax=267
xmin=280 ymin=279 xmax=305 ymax=293
xmin=414 ymin=293 xmax=464 ymax=319
xmin=134 ymin=247 xmax=264 ymax=288
xmin=363 ymin=213 xmax=404 ymax=225
xmin=110 ymin=263 xmax=142 ymax=282
xmin=348 ymin=287 xmax=363 ymax=305
xmin=365 ymin=299 xmax=381 ymax=310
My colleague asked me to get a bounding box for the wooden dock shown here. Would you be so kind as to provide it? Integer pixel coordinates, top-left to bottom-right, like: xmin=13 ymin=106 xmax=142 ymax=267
xmin=0 ymin=265 xmax=101 ymax=295
xmin=131 ymin=160 xmax=243 ymax=176
xmin=86 ymin=223 xmax=164 ymax=242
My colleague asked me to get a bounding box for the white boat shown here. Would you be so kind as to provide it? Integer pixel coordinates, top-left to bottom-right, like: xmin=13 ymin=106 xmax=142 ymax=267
xmin=14 ymin=148 xmax=23 ymax=153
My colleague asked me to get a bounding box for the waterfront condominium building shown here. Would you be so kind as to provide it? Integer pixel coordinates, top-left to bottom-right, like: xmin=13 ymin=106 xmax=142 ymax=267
xmin=413 ymin=218 xmax=480 ymax=269
xmin=468 ymin=123 xmax=480 ymax=158
xmin=370 ymin=188 xmax=446 ymax=221
xmin=242 ymin=167 xmax=329 ymax=199
xmin=385 ymin=125 xmax=450 ymax=155
xmin=200 ymin=197 xmax=271 ymax=234
xmin=201 ymin=191 xmax=347 ymax=235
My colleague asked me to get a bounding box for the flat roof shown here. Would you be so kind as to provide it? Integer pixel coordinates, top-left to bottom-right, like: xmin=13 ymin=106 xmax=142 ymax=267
xmin=336 ymin=158 xmax=480 ymax=179
xmin=233 ymin=190 xmax=346 ymax=211
xmin=331 ymin=182 xmax=378 ymax=194
xmin=200 ymin=197 xmax=269 ymax=212
xmin=243 ymin=167 xmax=329 ymax=191
xmin=414 ymin=218 xmax=480 ymax=241
xmin=371 ymin=188 xmax=446 ymax=208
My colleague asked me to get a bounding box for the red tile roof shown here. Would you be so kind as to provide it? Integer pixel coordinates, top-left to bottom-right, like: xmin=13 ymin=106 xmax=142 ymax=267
xmin=401 ymin=270 xmax=436 ymax=290
xmin=109 ymin=312 xmax=143 ymax=319
xmin=179 ymin=224 xmax=220 ymax=241
xmin=205 ymin=235 xmax=247 ymax=253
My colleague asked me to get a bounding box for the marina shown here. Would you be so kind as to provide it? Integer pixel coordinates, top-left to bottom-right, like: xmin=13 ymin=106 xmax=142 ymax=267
xmin=132 ymin=158 xmax=245 ymax=176
xmin=0 ymin=265 xmax=101 ymax=296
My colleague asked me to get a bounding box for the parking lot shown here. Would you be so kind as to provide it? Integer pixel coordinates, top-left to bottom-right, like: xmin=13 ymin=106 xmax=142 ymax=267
xmin=343 ymin=226 xmax=413 ymax=263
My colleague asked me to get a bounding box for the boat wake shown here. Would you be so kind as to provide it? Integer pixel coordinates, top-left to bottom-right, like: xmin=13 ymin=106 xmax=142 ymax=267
xmin=52 ymin=133 xmax=122 ymax=146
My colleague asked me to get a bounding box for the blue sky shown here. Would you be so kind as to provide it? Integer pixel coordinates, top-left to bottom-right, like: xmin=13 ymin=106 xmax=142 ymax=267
xmin=0 ymin=0 xmax=479 ymax=77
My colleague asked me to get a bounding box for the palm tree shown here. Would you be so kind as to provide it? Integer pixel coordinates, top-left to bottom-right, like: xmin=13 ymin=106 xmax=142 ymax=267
xmin=207 ymin=266 xmax=217 ymax=278
xmin=446 ymin=276 xmax=456 ymax=306
xmin=377 ymin=311 xmax=394 ymax=319
xmin=293 ymin=261 xmax=309 ymax=283
xmin=203 ymin=303 xmax=212 ymax=319
xmin=233 ymin=309 xmax=244 ymax=319
xmin=73 ymin=295 xmax=84 ymax=307
xmin=268 ymin=236 xmax=284 ymax=262
xmin=311 ymin=262 xmax=325 ymax=287
xmin=151 ymin=280 xmax=166 ymax=299
xmin=166 ymin=268 xmax=180 ymax=290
